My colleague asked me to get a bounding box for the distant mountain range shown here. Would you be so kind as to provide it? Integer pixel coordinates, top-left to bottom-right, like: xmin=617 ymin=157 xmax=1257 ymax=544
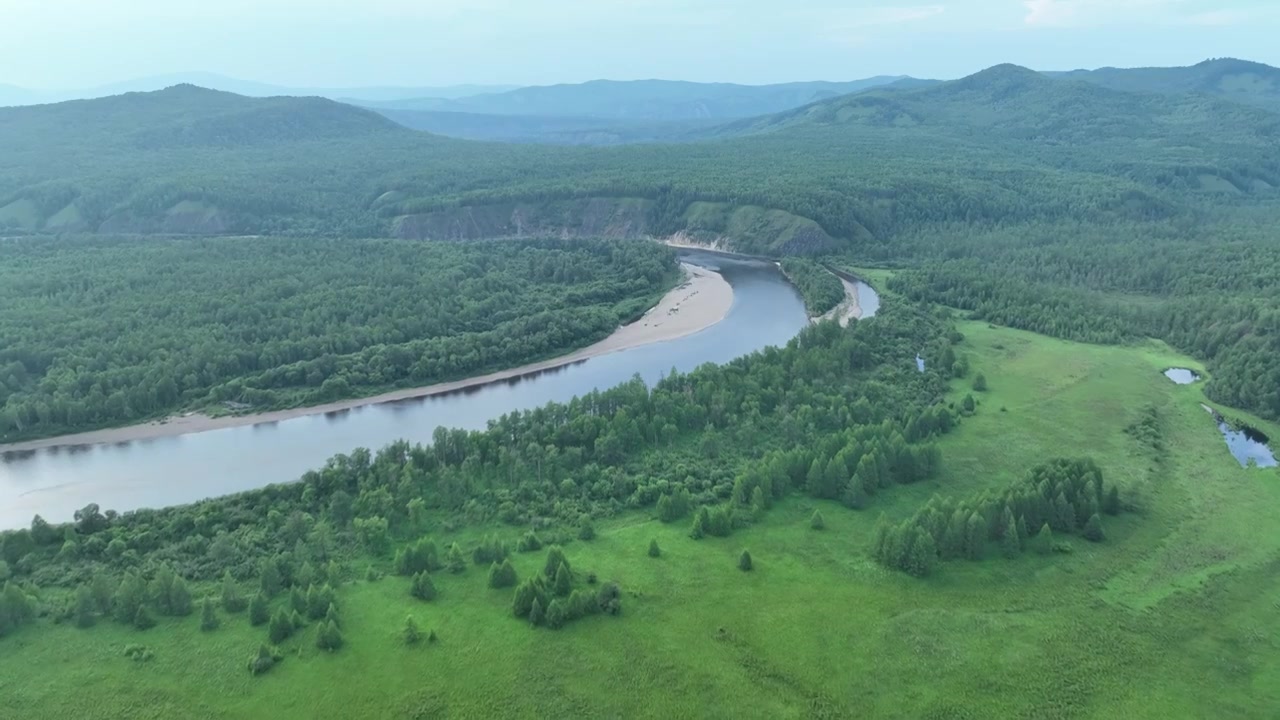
xmin=0 ymin=74 xmax=518 ymax=107
xmin=1047 ymin=58 xmax=1280 ymax=113
xmin=354 ymin=77 xmax=914 ymax=120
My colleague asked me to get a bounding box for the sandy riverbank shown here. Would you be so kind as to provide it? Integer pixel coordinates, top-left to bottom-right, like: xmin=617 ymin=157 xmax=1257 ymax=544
xmin=0 ymin=263 xmax=733 ymax=454
xmin=812 ymin=277 xmax=863 ymax=328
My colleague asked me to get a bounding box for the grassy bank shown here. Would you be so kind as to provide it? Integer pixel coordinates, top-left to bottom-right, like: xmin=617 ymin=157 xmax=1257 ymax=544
xmin=2 ymin=320 xmax=1277 ymax=718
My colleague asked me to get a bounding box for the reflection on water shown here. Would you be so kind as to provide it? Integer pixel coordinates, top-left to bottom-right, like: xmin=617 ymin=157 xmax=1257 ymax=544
xmin=1202 ymin=404 xmax=1278 ymax=469
xmin=0 ymin=250 xmax=879 ymax=528
xmin=1164 ymin=368 xmax=1201 ymax=385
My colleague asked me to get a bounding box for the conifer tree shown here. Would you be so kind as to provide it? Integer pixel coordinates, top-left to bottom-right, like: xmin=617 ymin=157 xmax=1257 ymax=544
xmin=512 ymin=579 xmax=537 ymax=618
xmin=965 ymin=512 xmax=986 ymax=560
xmin=268 ymin=609 xmax=293 ymax=644
xmin=290 ymin=587 xmax=307 ymax=615
xmin=529 ymin=598 xmax=545 ymax=626
xmin=689 ymin=510 xmax=707 ymax=540
xmin=553 ymin=563 xmax=572 ymax=597
xmin=1016 ymin=516 xmax=1030 ymax=552
xmin=248 ymin=644 xmax=278 ymax=676
xmin=738 ymin=550 xmax=754 ymax=572
xmin=908 ymin=530 xmax=938 ymax=577
xmin=577 ymin=516 xmax=596 ymax=541
xmin=221 ymin=572 xmax=246 ymax=613
xmin=316 ymin=620 xmax=343 ymax=651
xmin=656 ymin=494 xmax=675 ymax=523
xmin=325 ymin=603 xmax=340 ymax=629
xmin=488 ymin=559 xmax=518 ymax=589
xmin=1000 ymin=508 xmax=1021 ymax=559
xmin=1082 ymin=514 xmax=1106 ymax=542
xmin=973 ymin=373 xmax=988 ymax=391
xmin=810 ymin=510 xmax=826 ymax=530
xmin=648 ymin=539 xmax=661 ymax=557
xmin=543 ymin=546 xmax=570 ymax=578
xmin=1034 ymin=523 xmax=1055 ymax=556
xmin=249 ymin=592 xmax=270 ymax=626
xmin=134 ymin=605 xmax=156 ymax=631
xmin=402 ymin=615 xmax=422 ymax=645
xmin=200 ymin=597 xmax=220 ymax=632
xmin=259 ymin=559 xmax=283 ymax=598
xmin=1103 ymin=486 xmax=1121 ymax=515
xmin=545 ymin=599 xmax=567 ymax=629
xmin=446 ymin=542 xmax=466 ymax=574
xmin=410 ymin=572 xmax=437 ymax=602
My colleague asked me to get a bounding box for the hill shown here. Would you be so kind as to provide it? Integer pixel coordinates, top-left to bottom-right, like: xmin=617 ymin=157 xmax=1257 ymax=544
xmin=1 ymin=66 xmax=1277 ymax=252
xmin=374 ymin=108 xmax=718 ymax=145
xmin=1050 ymin=58 xmax=1280 ymax=113
xmin=0 ymin=74 xmax=518 ymax=106
xmin=358 ymin=77 xmax=911 ymax=120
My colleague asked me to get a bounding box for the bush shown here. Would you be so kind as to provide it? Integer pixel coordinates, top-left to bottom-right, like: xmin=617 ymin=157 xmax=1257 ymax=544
xmin=402 ymin=615 xmax=422 ymax=645
xmin=410 ymin=572 xmax=437 ymax=602
xmin=648 ymin=539 xmax=661 ymax=558
xmin=810 ymin=511 xmax=825 ymax=530
xmin=738 ymin=550 xmax=753 ymax=572
xmin=123 ymin=644 xmax=154 ymax=663
xmin=248 ymin=644 xmax=281 ymax=676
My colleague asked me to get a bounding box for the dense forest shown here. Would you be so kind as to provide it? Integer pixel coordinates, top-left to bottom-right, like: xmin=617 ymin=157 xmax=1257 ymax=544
xmin=0 ymin=236 xmax=677 ymax=441
xmin=779 ymin=258 xmax=845 ymax=316
xmin=0 ymin=299 xmax=962 ymax=639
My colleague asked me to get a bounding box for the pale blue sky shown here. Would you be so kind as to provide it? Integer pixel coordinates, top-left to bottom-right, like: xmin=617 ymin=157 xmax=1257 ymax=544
xmin=4 ymin=0 xmax=1275 ymax=88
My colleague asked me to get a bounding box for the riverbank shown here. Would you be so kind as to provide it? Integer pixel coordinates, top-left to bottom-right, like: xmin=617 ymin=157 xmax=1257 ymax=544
xmin=0 ymin=263 xmax=733 ymax=454
xmin=812 ymin=277 xmax=862 ymax=327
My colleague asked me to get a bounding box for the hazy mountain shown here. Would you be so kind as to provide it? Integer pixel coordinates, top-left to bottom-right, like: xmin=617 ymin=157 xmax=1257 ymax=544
xmin=0 ymin=74 xmax=518 ymax=107
xmin=358 ymin=77 xmax=912 ymax=120
xmin=375 ymin=108 xmax=719 ymax=145
xmin=1047 ymin=58 xmax=1280 ymax=113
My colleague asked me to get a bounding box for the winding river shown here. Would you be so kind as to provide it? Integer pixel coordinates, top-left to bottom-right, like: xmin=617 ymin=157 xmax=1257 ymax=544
xmin=0 ymin=250 xmax=879 ymax=529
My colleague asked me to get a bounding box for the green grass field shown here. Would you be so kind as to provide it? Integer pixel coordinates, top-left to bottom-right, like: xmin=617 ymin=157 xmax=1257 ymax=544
xmin=2 ymin=321 xmax=1277 ymax=719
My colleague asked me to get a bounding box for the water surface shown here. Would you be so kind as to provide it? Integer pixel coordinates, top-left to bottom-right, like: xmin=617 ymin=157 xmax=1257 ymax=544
xmin=1164 ymin=368 xmax=1201 ymax=385
xmin=0 ymin=250 xmax=879 ymax=528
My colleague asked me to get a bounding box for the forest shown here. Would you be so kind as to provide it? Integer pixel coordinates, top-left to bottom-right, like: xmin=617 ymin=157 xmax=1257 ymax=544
xmin=0 ymin=236 xmax=677 ymax=441
xmin=779 ymin=258 xmax=845 ymax=316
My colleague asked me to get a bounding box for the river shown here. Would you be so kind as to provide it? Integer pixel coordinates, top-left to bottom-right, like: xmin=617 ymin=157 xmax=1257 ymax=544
xmin=0 ymin=250 xmax=879 ymax=529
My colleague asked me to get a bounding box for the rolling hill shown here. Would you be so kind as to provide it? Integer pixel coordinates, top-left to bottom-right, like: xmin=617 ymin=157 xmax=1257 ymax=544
xmin=373 ymin=108 xmax=719 ymax=145
xmin=1050 ymin=58 xmax=1280 ymax=113
xmin=1 ymin=65 xmax=1277 ymax=253
xmin=358 ymin=77 xmax=911 ymax=120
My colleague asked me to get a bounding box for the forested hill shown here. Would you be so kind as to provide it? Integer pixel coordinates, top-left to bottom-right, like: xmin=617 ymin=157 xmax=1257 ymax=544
xmin=354 ymin=77 xmax=911 ymax=120
xmin=2 ymin=66 xmax=1277 ymax=252
xmin=1049 ymin=58 xmax=1280 ymax=114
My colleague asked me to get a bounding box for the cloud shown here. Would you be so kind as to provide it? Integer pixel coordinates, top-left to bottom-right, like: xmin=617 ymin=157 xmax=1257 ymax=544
xmin=827 ymin=5 xmax=947 ymax=29
xmin=1023 ymin=0 xmax=1185 ymax=28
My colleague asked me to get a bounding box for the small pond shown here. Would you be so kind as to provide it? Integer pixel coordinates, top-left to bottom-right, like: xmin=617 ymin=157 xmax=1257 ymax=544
xmin=1203 ymin=405 xmax=1278 ymax=468
xmin=1164 ymin=368 xmax=1201 ymax=385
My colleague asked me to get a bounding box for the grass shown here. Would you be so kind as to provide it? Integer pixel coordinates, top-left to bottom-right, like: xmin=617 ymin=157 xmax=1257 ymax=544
xmin=2 ymin=321 xmax=1278 ymax=718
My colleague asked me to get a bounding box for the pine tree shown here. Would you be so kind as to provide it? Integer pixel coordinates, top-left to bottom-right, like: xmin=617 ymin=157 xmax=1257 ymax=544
xmin=1016 ymin=516 xmax=1030 ymax=552
xmin=973 ymin=373 xmax=988 ymax=391
xmin=810 ymin=510 xmax=825 ymax=530
xmin=445 ymin=542 xmax=466 ymax=574
xmin=325 ymin=603 xmax=340 ymax=629
xmin=907 ymin=529 xmax=938 ymax=578
xmin=648 ymin=539 xmax=661 ymax=558
xmin=1082 ymin=514 xmax=1106 ymax=542
xmin=689 ymin=510 xmax=707 ymax=540
xmin=221 ymin=572 xmax=246 ymax=613
xmin=402 ymin=615 xmax=422 ymax=645
xmin=259 ymin=559 xmax=283 ymax=598
xmin=552 ymin=563 xmax=573 ymax=597
xmin=488 ymin=559 xmax=518 ymax=589
xmin=134 ymin=605 xmax=156 ymax=631
xmin=545 ymin=599 xmax=567 ymax=630
xmin=248 ymin=644 xmax=278 ymax=676
xmin=410 ymin=572 xmax=437 ymax=601
xmin=962 ymin=394 xmax=976 ymax=414
xmin=248 ymin=592 xmax=270 ymax=626
xmin=871 ymin=514 xmax=892 ymax=563
xmin=512 ymin=580 xmax=537 ymax=618
xmin=964 ymin=512 xmax=986 ymax=560
xmin=528 ymin=598 xmax=545 ymax=626
xmin=738 ymin=550 xmax=753 ymax=572
xmin=1034 ymin=523 xmax=1055 ymax=556
xmin=1103 ymin=485 xmax=1121 ymax=515
xmin=750 ymin=486 xmax=767 ymax=519
xmin=842 ymin=477 xmax=870 ymax=510
xmin=656 ymin=494 xmax=675 ymax=523
xmin=290 ymin=586 xmax=307 ymax=615
xmin=998 ymin=517 xmax=1018 ymax=558
xmin=200 ymin=597 xmax=220 ymax=632
xmin=74 ymin=584 xmax=96 ymax=628
xmin=577 ymin=515 xmax=597 ymax=541
xmin=316 ymin=620 xmax=343 ymax=651
xmin=543 ymin=546 xmax=570 ymax=579
xmin=268 ymin=609 xmax=293 ymax=644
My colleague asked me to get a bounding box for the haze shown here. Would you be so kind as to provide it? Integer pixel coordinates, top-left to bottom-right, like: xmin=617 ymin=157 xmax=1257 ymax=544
xmin=6 ymin=0 xmax=1278 ymax=89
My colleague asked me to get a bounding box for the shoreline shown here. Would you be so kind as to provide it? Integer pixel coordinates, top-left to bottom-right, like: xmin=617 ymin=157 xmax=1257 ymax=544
xmin=812 ymin=277 xmax=863 ymax=327
xmin=0 ymin=262 xmax=733 ymax=454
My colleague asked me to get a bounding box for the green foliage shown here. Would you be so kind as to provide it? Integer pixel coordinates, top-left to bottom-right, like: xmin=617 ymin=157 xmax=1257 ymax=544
xmin=528 ymin=598 xmax=545 ymax=627
xmin=247 ymin=644 xmax=280 ymax=676
xmin=0 ymin=237 xmax=677 ymax=442
xmin=445 ymin=542 xmax=467 ymax=574
xmin=780 ymin=259 xmax=845 ymax=315
xmin=316 ymin=620 xmax=343 ymax=652
xmin=809 ymin=511 xmax=825 ymax=530
xmin=200 ymin=597 xmax=220 ymax=632
xmin=648 ymin=539 xmax=661 ymax=558
xmin=553 ymin=563 xmax=572 ymax=597
xmin=267 ymin=609 xmax=293 ymax=644
xmin=543 ymin=547 xmax=570 ymax=579
xmin=488 ymin=559 xmax=518 ymax=589
xmin=1083 ymin=514 xmax=1107 ymax=542
xmin=410 ymin=572 xmax=437 ymax=602
xmin=973 ymin=373 xmax=988 ymax=392
xmin=74 ymin=585 xmax=96 ymax=629
xmin=248 ymin=593 xmax=270 ymax=626
xmin=220 ymin=572 xmax=246 ymax=613
xmin=133 ymin=605 xmax=156 ymax=631
xmin=401 ymin=615 xmax=421 ymax=645
xmin=738 ymin=550 xmax=753 ymax=572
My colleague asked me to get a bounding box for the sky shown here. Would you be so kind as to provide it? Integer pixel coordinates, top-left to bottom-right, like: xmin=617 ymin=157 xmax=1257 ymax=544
xmin=3 ymin=0 xmax=1277 ymax=89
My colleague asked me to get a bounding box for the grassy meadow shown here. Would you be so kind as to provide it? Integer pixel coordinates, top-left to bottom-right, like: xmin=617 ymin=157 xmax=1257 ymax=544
xmin=1 ymin=320 xmax=1277 ymax=718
